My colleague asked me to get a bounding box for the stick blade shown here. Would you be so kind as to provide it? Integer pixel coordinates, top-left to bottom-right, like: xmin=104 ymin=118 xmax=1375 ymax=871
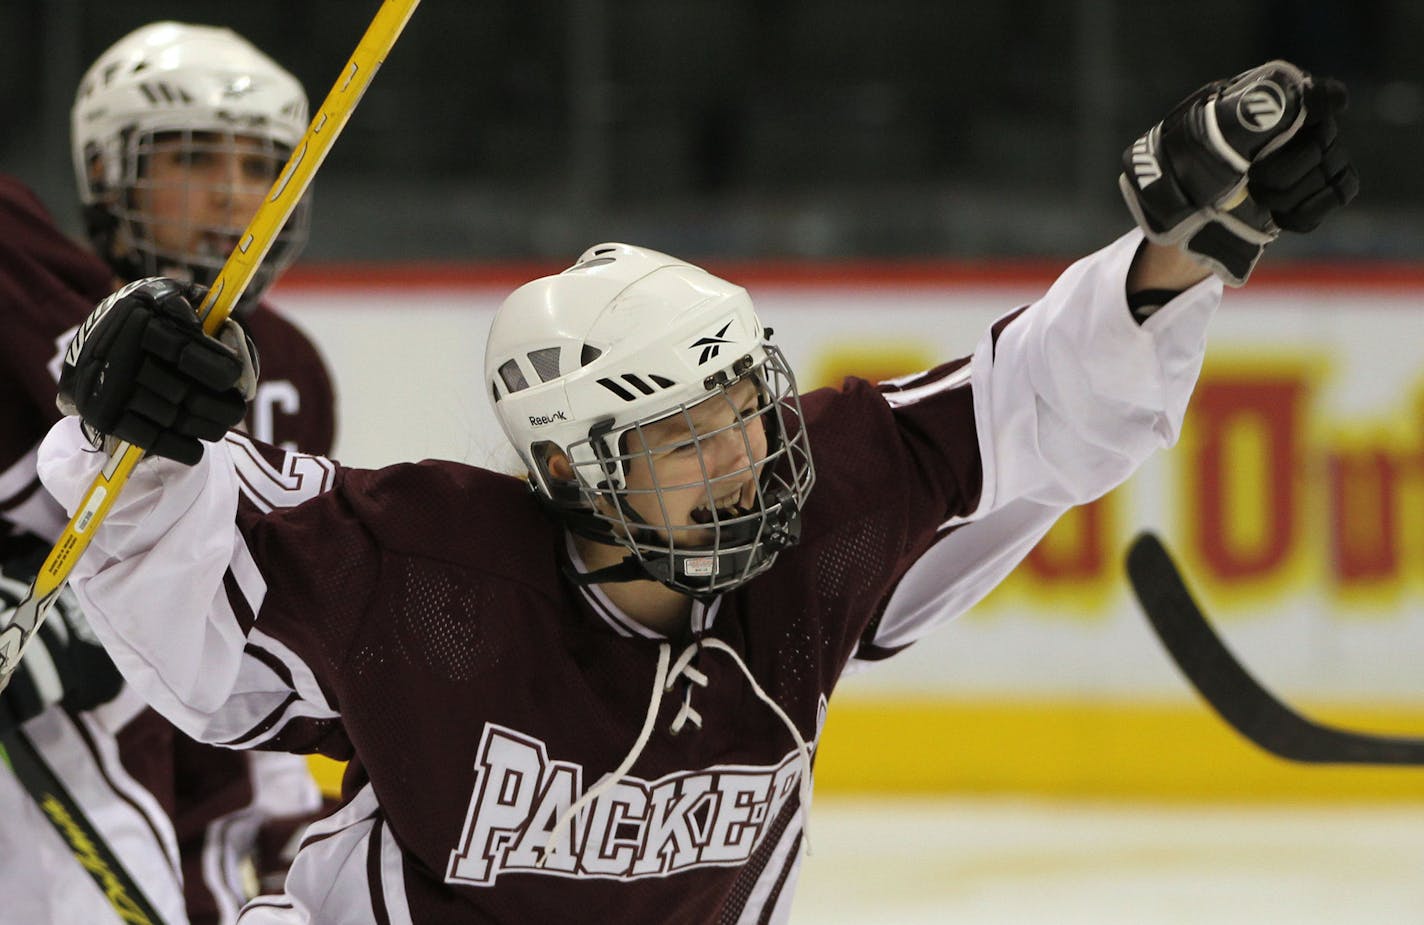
xmin=1127 ymin=531 xmax=1424 ymax=766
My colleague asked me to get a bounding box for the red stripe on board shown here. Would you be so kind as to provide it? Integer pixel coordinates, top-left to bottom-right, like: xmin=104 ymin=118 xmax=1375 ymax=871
xmin=275 ymin=259 xmax=1071 ymax=290
xmin=277 ymin=261 xmax=556 ymax=290
xmin=276 ymin=259 xmax=1424 ymax=292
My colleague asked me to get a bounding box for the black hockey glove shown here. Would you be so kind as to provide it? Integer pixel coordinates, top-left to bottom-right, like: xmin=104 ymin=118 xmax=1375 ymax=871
xmin=1120 ymin=60 xmax=1354 ymax=286
xmin=56 ymin=278 xmax=258 ymax=465
xmin=1248 ymin=78 xmax=1359 ymax=233
xmin=0 ymin=548 xmax=123 ymax=731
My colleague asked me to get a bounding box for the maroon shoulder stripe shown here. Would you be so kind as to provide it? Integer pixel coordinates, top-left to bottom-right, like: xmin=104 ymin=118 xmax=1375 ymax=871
xmin=223 ymin=568 xmax=257 ymax=632
xmin=367 ymin=816 xmax=393 ymax=925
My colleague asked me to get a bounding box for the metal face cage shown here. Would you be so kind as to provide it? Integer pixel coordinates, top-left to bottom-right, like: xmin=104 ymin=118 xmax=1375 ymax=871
xmin=565 ymin=345 xmax=816 ymax=596
xmin=96 ymin=127 xmax=309 ymax=307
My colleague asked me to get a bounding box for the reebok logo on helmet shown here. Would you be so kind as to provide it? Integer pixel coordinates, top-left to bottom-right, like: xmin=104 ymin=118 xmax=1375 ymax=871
xmin=689 ymin=321 xmax=734 ymax=365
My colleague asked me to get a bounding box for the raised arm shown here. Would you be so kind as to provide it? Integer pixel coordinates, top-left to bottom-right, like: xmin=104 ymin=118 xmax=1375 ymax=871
xmin=36 ymin=280 xmax=355 ymax=755
xmin=858 ymin=60 xmax=1358 ymax=660
xmin=979 ymin=58 xmax=1356 ymax=511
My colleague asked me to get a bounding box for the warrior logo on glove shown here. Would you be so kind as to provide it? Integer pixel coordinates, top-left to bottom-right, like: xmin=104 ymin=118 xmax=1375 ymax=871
xmin=1237 ymin=81 xmax=1288 ymax=132
xmin=64 ymin=278 xmax=149 ymax=367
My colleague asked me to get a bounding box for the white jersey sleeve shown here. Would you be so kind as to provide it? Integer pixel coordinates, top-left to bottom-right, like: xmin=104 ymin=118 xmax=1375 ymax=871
xmin=966 ymin=228 xmax=1220 ymax=519
xmin=859 ymin=229 xmax=1221 ymax=660
xmin=36 ymin=420 xmax=340 ymax=748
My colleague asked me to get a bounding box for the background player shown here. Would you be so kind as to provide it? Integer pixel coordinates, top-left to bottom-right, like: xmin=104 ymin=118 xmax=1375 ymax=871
xmin=0 ymin=21 xmax=335 ymax=924
xmin=36 ymin=60 xmax=1355 ymax=922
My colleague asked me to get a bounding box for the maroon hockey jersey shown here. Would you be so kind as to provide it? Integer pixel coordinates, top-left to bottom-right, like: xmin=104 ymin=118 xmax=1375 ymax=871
xmin=40 ymin=229 xmax=1224 ymax=922
xmin=90 ymin=369 xmax=982 ymax=924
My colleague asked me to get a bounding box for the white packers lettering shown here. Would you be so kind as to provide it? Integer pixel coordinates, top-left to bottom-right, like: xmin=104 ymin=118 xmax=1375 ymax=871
xmin=446 ymin=723 xmax=804 ymax=886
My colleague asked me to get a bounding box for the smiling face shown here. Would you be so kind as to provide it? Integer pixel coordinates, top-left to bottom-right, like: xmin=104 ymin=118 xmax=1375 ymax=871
xmin=539 ymin=343 xmax=814 ymax=606
xmin=613 ymin=377 xmax=771 ymax=549
xmin=132 ymin=131 xmax=283 ymax=269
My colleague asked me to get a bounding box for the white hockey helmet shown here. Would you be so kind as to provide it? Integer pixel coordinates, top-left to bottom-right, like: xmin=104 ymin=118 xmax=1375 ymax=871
xmin=71 ymin=22 xmax=310 ymax=309
xmin=486 ymin=243 xmax=816 ymax=596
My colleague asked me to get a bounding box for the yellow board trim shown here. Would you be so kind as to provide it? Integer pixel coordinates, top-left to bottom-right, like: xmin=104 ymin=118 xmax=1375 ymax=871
xmin=307 ymin=700 xmax=1424 ymax=803
xmin=308 ymin=754 xmax=345 ymax=798
xmin=815 ymin=699 xmax=1424 ymax=801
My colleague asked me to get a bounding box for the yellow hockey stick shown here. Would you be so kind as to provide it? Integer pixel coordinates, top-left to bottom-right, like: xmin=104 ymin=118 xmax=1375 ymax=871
xmin=0 ymin=0 xmax=422 ymax=686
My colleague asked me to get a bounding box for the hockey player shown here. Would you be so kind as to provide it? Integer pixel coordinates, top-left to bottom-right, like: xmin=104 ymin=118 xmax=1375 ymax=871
xmin=36 ymin=60 xmax=1355 ymax=922
xmin=0 ymin=22 xmax=335 ymax=924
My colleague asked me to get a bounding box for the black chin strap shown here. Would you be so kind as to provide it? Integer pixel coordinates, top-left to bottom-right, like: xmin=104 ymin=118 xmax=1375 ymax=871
xmin=561 ymin=554 xmax=648 ymax=588
xmin=552 ymin=496 xmax=663 ymax=589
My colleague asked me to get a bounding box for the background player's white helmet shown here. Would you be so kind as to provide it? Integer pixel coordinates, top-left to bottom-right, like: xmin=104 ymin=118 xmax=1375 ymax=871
xmin=487 ymin=244 xmax=816 ymax=596
xmin=71 ymin=22 xmax=309 ymax=310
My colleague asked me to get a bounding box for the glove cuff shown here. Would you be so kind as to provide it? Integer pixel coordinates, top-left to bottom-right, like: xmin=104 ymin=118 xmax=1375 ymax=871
xmin=216 ymin=319 xmax=261 ymax=402
xmin=1185 ymin=221 xmax=1268 ymax=286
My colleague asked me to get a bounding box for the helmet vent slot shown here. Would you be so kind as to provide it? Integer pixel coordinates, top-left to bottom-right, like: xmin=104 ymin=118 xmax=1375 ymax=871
xmin=621 ymin=374 xmax=655 ymax=396
xmin=498 ymin=359 xmax=529 ymax=393
xmin=580 ymin=344 xmax=603 ymax=366
xmin=528 ymin=347 xmax=563 ymax=383
xmin=139 ymin=82 xmax=193 ymax=105
xmin=596 ymin=378 xmax=637 ymax=402
xmin=595 ymin=374 xmax=674 ymax=401
xmin=568 ymin=257 xmax=615 ymax=272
